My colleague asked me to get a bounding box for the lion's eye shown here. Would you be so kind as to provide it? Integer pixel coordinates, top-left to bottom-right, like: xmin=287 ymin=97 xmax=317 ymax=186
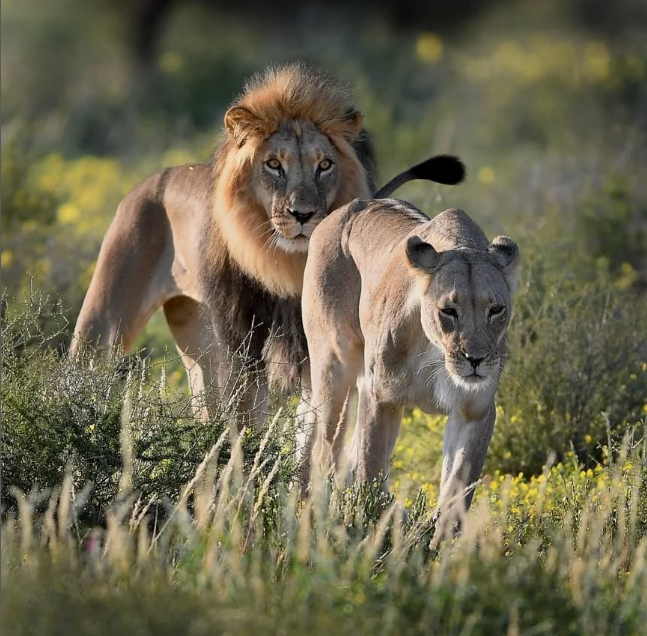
xmin=489 ymin=305 xmax=505 ymax=318
xmin=318 ymin=159 xmax=333 ymax=172
xmin=439 ymin=307 xmax=458 ymax=319
xmin=265 ymin=158 xmax=282 ymax=171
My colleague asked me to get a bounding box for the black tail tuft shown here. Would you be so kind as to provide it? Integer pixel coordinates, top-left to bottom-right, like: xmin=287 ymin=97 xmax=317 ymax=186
xmin=409 ymin=154 xmax=466 ymax=185
xmin=374 ymin=154 xmax=466 ymax=198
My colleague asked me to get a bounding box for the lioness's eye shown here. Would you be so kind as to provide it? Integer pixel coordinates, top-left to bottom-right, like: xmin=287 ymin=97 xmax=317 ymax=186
xmin=318 ymin=159 xmax=333 ymax=172
xmin=439 ymin=307 xmax=458 ymax=319
xmin=265 ymin=158 xmax=282 ymax=171
xmin=489 ymin=305 xmax=505 ymax=318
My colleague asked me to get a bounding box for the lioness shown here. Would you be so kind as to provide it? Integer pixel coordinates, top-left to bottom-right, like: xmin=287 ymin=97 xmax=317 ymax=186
xmin=301 ymin=188 xmax=520 ymax=516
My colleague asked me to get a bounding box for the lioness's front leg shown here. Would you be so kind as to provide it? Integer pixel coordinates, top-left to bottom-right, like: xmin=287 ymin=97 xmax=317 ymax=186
xmin=437 ymin=404 xmax=496 ymax=518
xmin=301 ymin=336 xmax=363 ymax=488
xmin=355 ymin=382 xmax=404 ymax=484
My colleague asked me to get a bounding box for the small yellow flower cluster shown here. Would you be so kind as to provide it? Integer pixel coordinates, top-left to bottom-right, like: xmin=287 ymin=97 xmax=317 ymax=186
xmin=32 ymin=154 xmax=134 ymax=235
xmin=462 ymin=37 xmax=632 ymax=87
xmin=475 ymin=458 xmax=623 ymax=541
xmin=391 ymin=408 xmax=640 ymax=536
xmin=392 ymin=408 xmax=445 ymax=506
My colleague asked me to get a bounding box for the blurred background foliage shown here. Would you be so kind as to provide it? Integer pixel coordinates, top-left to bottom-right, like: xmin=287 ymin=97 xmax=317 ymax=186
xmin=2 ymin=0 xmax=647 ymax=484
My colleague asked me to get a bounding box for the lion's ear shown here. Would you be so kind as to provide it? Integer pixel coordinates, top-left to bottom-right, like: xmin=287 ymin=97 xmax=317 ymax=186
xmin=406 ymin=236 xmax=439 ymax=272
xmin=488 ymin=236 xmax=521 ymax=294
xmin=224 ymin=106 xmax=263 ymax=146
xmin=337 ymin=110 xmax=364 ymax=142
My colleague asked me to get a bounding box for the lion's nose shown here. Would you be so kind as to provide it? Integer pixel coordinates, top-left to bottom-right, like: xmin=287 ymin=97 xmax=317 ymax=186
xmin=462 ymin=351 xmax=487 ymax=369
xmin=288 ymin=209 xmax=315 ymax=224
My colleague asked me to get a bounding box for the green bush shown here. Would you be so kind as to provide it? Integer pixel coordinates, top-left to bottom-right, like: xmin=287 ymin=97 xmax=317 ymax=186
xmin=491 ymin=274 xmax=647 ymax=475
xmin=1 ymin=292 xmax=293 ymax=524
xmin=577 ymin=175 xmax=647 ymax=286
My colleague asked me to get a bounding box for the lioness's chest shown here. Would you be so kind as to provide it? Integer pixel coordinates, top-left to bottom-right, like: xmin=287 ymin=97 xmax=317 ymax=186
xmin=370 ymin=345 xmax=446 ymax=414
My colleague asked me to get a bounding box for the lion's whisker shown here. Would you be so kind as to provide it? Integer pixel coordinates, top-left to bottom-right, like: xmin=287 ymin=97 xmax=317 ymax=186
xmin=256 ymin=226 xmax=276 ymax=242
xmin=251 ymin=219 xmax=273 ymax=238
xmin=262 ymin=231 xmax=280 ymax=252
xmin=270 ymin=234 xmax=283 ymax=256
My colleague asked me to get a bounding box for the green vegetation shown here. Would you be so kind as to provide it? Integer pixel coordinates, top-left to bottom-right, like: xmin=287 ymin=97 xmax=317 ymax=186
xmin=2 ymin=0 xmax=647 ymax=633
xmin=3 ymin=311 xmax=647 ymax=634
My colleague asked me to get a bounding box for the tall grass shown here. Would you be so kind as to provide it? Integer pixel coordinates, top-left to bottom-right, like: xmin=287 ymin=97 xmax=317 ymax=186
xmin=3 ymin=417 xmax=646 ymax=636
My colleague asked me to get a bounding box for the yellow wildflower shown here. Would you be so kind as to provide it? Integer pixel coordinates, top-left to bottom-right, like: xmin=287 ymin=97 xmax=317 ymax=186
xmin=477 ymin=166 xmax=496 ymax=185
xmin=1 ymin=251 xmax=13 ymax=268
xmin=416 ymin=34 xmax=443 ymax=65
xmin=57 ymin=202 xmax=80 ymax=224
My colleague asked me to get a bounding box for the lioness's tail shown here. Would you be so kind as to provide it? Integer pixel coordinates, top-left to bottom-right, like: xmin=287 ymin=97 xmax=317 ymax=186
xmin=374 ymin=154 xmax=466 ymax=199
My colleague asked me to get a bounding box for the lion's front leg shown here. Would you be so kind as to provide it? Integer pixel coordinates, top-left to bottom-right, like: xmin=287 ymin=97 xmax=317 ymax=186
xmin=436 ymin=404 xmax=496 ymax=520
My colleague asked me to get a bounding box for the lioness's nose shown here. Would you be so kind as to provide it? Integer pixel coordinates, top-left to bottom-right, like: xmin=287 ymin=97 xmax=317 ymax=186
xmin=288 ymin=209 xmax=315 ymax=224
xmin=462 ymin=351 xmax=487 ymax=368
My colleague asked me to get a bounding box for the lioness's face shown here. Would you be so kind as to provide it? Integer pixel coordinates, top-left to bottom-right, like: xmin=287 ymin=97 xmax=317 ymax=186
xmin=407 ymin=236 xmax=520 ymax=391
xmin=253 ymin=122 xmax=341 ymax=253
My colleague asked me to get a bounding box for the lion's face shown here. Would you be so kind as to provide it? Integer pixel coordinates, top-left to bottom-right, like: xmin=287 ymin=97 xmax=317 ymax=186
xmin=406 ymin=236 xmax=520 ymax=392
xmin=252 ymin=122 xmax=342 ymax=254
xmin=218 ymin=70 xmax=373 ymax=298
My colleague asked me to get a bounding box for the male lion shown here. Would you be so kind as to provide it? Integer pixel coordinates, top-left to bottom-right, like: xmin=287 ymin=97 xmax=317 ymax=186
xmin=71 ymin=64 xmax=464 ymax=424
xmin=301 ymin=182 xmax=520 ymax=518
xmin=71 ymin=64 xmax=377 ymax=421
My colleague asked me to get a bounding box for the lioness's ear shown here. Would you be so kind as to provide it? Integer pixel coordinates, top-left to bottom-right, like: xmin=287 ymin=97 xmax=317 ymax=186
xmin=224 ymin=106 xmax=263 ymax=146
xmin=337 ymin=110 xmax=364 ymax=142
xmin=406 ymin=235 xmax=439 ymax=272
xmin=488 ymin=236 xmax=521 ymax=294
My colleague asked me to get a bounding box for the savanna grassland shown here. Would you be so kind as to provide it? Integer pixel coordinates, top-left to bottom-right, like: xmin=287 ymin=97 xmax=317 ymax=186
xmin=2 ymin=0 xmax=647 ymax=634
